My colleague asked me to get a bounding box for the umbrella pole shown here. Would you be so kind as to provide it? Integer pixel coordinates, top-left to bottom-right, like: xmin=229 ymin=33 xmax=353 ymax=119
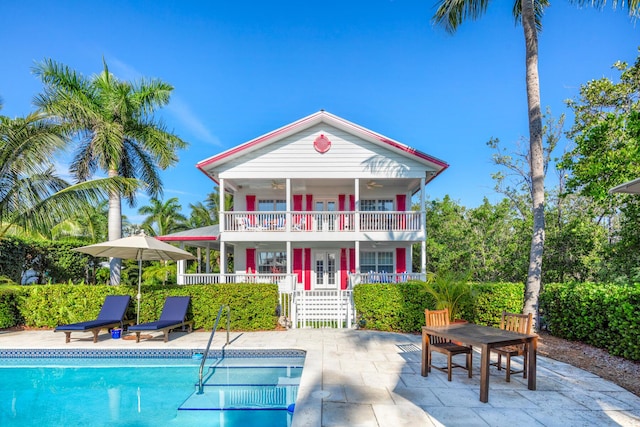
xmin=136 ymin=259 xmax=142 ymax=324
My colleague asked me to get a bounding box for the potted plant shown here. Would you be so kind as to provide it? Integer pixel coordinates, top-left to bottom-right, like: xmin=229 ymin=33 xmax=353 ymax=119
xmin=424 ymin=269 xmax=473 ymax=322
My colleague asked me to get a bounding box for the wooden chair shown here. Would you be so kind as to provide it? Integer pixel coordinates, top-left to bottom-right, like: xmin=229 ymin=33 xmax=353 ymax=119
xmin=424 ymin=308 xmax=473 ymax=381
xmin=490 ymin=311 xmax=533 ymax=382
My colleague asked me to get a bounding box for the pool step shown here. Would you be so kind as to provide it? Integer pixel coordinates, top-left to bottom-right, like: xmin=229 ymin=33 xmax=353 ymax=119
xmin=179 ymin=383 xmax=299 ymax=410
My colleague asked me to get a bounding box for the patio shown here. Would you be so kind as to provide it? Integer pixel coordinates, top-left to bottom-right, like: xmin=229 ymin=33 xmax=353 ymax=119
xmin=1 ymin=328 xmax=639 ymax=426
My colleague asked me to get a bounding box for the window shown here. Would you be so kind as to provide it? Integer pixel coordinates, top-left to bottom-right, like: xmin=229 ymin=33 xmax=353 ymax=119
xmin=258 ymin=199 xmax=286 ymax=211
xmin=361 ymin=199 xmax=393 ymax=212
xmin=360 ymin=251 xmax=393 ymax=273
xmin=257 ymin=251 xmax=286 ymax=274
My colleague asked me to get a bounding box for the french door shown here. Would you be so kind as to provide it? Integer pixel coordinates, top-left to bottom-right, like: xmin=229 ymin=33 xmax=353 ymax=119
xmin=314 ymin=251 xmax=337 ymax=289
xmin=314 ymin=199 xmax=337 ymax=231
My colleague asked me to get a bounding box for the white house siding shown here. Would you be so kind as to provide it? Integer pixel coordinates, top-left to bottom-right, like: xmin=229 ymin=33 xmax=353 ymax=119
xmin=216 ymin=124 xmax=437 ymax=180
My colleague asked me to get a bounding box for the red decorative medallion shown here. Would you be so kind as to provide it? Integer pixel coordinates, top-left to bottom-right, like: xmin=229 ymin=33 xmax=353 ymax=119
xmin=313 ymin=134 xmax=331 ymax=153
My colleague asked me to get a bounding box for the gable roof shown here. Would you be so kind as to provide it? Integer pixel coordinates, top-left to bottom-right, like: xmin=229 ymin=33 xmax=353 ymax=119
xmin=196 ymin=110 xmax=448 ymax=182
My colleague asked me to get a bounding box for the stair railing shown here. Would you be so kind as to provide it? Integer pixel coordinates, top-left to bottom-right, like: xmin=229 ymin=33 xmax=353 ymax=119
xmin=197 ymin=304 xmax=230 ymax=394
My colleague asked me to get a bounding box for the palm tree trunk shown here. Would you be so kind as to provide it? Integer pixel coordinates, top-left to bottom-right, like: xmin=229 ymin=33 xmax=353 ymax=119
xmin=108 ymin=168 xmax=123 ymax=285
xmin=522 ymin=0 xmax=544 ymax=331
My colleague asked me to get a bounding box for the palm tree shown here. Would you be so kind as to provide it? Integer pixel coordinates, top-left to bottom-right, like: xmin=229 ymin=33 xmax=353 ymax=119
xmin=33 ymin=59 xmax=187 ymax=284
xmin=138 ymin=197 xmax=188 ymax=236
xmin=432 ymin=0 xmax=640 ymax=330
xmin=49 ymin=200 xmax=109 ymax=242
xmin=0 ymin=105 xmax=120 ymax=239
xmin=188 ymin=201 xmax=215 ymax=228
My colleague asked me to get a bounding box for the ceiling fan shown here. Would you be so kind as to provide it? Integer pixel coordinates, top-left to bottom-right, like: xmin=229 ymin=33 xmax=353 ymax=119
xmin=271 ymin=180 xmax=285 ymax=190
xmin=367 ymin=180 xmax=383 ymax=189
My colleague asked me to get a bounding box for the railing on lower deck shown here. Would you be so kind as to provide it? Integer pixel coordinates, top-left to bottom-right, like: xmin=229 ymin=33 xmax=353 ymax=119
xmin=348 ymin=272 xmax=427 ymax=287
xmin=223 ymin=211 xmax=422 ymax=232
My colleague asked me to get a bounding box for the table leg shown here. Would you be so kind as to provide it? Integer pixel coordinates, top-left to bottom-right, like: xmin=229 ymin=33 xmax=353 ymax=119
xmin=527 ymin=336 xmax=537 ymax=390
xmin=480 ymin=344 xmax=490 ymax=403
xmin=421 ymin=328 xmax=429 ymax=377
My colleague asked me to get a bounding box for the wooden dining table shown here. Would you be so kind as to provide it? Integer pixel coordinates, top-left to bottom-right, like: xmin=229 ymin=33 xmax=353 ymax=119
xmin=421 ymin=322 xmax=538 ymax=403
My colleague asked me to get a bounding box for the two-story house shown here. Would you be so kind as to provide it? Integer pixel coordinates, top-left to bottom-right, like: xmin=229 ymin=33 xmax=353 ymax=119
xmin=159 ymin=110 xmax=447 ymax=327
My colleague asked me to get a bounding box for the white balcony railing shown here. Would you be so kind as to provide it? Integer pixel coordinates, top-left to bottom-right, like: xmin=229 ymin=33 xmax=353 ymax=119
xmin=224 ymin=211 xmax=422 ymax=232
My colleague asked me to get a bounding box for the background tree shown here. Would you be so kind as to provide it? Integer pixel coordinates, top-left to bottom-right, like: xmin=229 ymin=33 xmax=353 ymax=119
xmin=138 ymin=197 xmax=187 ymax=236
xmin=560 ymin=52 xmax=640 ymax=209
xmin=432 ymin=0 xmax=640 ymax=330
xmin=33 ymin=59 xmax=187 ymax=284
xmin=560 ymin=51 xmax=640 ymax=283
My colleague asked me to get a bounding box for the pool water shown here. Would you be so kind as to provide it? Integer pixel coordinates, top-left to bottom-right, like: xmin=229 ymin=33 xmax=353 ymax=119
xmin=0 ymin=352 xmax=304 ymax=427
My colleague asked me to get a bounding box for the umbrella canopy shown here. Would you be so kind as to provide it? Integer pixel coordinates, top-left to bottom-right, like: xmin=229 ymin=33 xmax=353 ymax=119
xmin=74 ymin=234 xmax=196 ymax=261
xmin=610 ymin=177 xmax=640 ymax=195
xmin=74 ymin=233 xmax=195 ymax=323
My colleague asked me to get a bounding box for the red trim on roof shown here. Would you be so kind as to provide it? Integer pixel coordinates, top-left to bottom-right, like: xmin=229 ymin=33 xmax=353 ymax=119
xmin=196 ymin=111 xmax=449 ymax=176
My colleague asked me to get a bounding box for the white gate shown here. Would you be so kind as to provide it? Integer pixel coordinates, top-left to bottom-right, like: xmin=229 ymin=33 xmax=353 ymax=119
xmin=291 ymin=290 xmax=355 ymax=329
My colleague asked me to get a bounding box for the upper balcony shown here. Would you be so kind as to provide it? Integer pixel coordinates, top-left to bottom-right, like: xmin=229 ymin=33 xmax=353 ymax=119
xmin=222 ymin=210 xmax=424 ymax=241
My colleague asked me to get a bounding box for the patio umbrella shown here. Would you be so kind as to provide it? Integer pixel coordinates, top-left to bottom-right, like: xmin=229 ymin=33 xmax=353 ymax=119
xmin=74 ymin=232 xmax=195 ymax=323
xmin=609 ymin=177 xmax=640 ymax=195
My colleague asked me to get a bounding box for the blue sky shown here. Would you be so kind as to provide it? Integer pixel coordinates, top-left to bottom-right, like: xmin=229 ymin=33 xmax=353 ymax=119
xmin=1 ymin=1 xmax=639 ymax=223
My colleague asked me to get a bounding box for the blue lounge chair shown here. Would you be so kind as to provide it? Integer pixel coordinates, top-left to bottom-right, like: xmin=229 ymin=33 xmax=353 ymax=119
xmin=128 ymin=296 xmax=193 ymax=342
xmin=54 ymin=295 xmax=131 ymax=343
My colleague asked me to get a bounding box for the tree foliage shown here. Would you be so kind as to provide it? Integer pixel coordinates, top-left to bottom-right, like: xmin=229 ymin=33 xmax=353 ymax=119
xmin=560 ymin=52 xmax=640 ymax=208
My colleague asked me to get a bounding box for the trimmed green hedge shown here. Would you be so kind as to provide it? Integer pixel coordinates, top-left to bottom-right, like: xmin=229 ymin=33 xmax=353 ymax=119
xmin=353 ymin=282 xmax=435 ymax=332
xmin=0 ymin=286 xmax=23 ymax=328
xmin=353 ymin=281 xmax=524 ymax=333
xmin=464 ymin=282 xmax=525 ymax=327
xmin=2 ymin=283 xmax=278 ymax=331
xmin=540 ymin=282 xmax=640 ymax=361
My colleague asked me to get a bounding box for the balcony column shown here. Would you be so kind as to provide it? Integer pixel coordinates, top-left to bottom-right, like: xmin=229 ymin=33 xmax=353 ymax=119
xmin=354 ymin=178 xmax=360 ymax=232
xmin=286 ymin=179 xmax=291 ymax=232
xmin=219 ymin=179 xmax=225 ymax=232
xmin=421 ymin=177 xmax=427 ymax=276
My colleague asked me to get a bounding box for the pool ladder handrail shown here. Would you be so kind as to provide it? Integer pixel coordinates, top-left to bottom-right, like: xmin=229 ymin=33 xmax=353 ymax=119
xmin=197 ymin=304 xmax=230 ymax=394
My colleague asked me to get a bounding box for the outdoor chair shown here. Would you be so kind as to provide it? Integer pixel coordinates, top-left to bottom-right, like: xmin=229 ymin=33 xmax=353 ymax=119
xmin=54 ymin=295 xmax=131 ymax=343
xmin=490 ymin=310 xmax=533 ymax=382
xmin=128 ymin=296 xmax=193 ymax=342
xmin=424 ymin=308 xmax=473 ymax=381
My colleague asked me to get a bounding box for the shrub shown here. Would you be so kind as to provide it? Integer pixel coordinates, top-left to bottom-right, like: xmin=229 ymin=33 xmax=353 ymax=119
xmin=10 ymin=283 xmax=278 ymax=331
xmin=353 ymin=282 xmax=435 ymax=332
xmin=465 ymin=282 xmax=524 ymax=327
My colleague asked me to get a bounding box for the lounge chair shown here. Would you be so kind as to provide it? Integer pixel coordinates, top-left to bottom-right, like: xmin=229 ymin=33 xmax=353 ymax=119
xmin=128 ymin=296 xmax=193 ymax=342
xmin=54 ymin=295 xmax=131 ymax=343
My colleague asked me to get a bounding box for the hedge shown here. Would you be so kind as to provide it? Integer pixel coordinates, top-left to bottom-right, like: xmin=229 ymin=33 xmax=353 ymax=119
xmin=540 ymin=282 xmax=640 ymax=361
xmin=2 ymin=283 xmax=279 ymax=331
xmin=352 ymin=281 xmax=524 ymax=333
xmin=353 ymin=282 xmax=435 ymax=332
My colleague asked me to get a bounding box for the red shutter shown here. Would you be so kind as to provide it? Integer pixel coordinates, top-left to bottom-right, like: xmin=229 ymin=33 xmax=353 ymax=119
xmin=246 ymin=248 xmax=256 ymax=274
xmin=349 ymin=195 xmax=355 ymax=231
xmin=304 ymin=248 xmax=311 ymax=290
xmin=293 ymin=248 xmax=303 ymax=284
xmin=396 ymin=194 xmax=406 ymax=229
xmin=305 ymin=195 xmax=313 ymax=231
xmin=246 ymin=195 xmax=256 ymax=211
xmin=338 ymin=194 xmax=345 ymax=230
xmin=396 ymin=247 xmax=406 ymax=275
xmin=340 ymin=248 xmax=348 ymax=290
xmin=246 ymin=195 xmax=257 ymax=226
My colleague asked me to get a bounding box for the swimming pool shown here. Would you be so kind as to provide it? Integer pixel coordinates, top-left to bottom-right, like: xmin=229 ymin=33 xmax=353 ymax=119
xmin=0 ymin=349 xmax=305 ymax=427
